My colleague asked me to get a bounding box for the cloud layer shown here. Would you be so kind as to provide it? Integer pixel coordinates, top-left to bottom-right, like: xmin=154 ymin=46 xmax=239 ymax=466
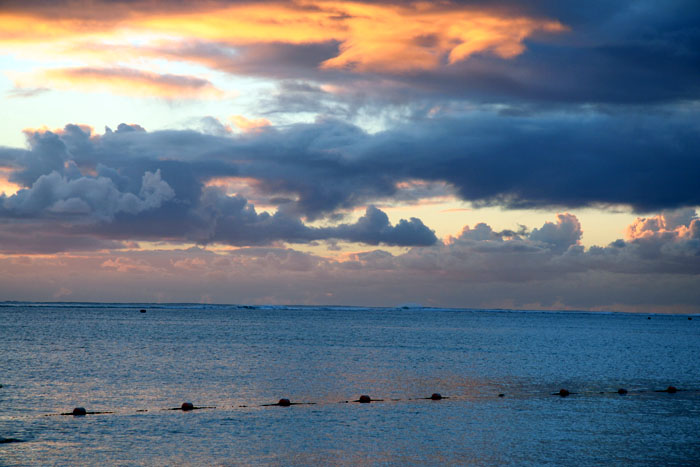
xmin=0 ymin=209 xmax=697 ymax=312
xmin=1 ymin=1 xmax=699 ymax=312
xmin=4 ymin=1 xmax=698 ymax=107
xmin=4 ymin=111 xmax=697 ymax=229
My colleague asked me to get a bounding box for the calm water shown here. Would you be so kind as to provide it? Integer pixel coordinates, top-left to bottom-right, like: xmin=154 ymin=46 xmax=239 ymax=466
xmin=1 ymin=303 xmax=699 ymax=466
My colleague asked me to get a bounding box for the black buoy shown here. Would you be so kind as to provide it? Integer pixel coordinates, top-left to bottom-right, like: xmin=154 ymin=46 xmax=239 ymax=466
xmin=72 ymin=407 xmax=87 ymax=416
xmin=358 ymin=395 xmax=371 ymax=403
xmin=181 ymin=402 xmax=194 ymax=411
xmin=689 ymin=317 xmax=692 ymax=320
xmin=278 ymin=398 xmax=291 ymax=407
xmin=498 ymin=393 xmax=505 ymax=397
xmin=0 ymin=437 xmax=24 ymax=444
xmin=666 ymin=386 xmax=677 ymax=394
xmin=647 ymin=317 xmax=651 ymax=320
xmin=140 ymin=309 xmax=147 ymax=313
xmin=558 ymin=389 xmax=570 ymax=397
xmin=617 ymin=388 xmax=628 ymax=395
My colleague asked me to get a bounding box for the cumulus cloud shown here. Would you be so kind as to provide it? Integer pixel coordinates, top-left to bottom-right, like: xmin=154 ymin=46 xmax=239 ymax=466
xmin=0 ymin=124 xmax=440 ymax=251
xmin=2 ymin=169 xmax=174 ymax=221
xmin=0 ymin=211 xmax=697 ymax=312
xmin=0 ymin=110 xmax=698 ymax=254
xmin=529 ymin=213 xmax=582 ymax=253
xmin=626 ymin=208 xmax=699 ymax=241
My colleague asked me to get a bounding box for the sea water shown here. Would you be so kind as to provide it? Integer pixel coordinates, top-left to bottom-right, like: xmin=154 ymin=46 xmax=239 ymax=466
xmin=1 ymin=303 xmax=698 ymax=465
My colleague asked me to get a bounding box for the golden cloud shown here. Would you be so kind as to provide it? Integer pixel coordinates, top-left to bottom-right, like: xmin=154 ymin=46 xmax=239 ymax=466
xmin=0 ymin=1 xmax=567 ymax=74
xmin=14 ymin=67 xmax=225 ymax=99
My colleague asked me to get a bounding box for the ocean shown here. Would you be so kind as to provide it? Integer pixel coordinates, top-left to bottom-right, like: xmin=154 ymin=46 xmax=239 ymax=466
xmin=1 ymin=303 xmax=698 ymax=465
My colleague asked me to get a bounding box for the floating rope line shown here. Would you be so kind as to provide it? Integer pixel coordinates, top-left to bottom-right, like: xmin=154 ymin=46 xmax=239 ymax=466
xmin=36 ymin=387 xmax=698 ymax=417
xmin=261 ymin=398 xmax=316 ymax=407
xmin=166 ymin=402 xmax=216 ymax=411
xmin=58 ymin=407 xmax=113 ymax=416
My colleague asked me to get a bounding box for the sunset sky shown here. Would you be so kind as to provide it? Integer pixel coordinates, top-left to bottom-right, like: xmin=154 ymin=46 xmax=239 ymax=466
xmin=1 ymin=0 xmax=698 ymax=312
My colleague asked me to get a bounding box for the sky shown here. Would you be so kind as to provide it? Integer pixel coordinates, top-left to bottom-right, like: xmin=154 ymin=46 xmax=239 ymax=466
xmin=0 ymin=0 xmax=698 ymax=312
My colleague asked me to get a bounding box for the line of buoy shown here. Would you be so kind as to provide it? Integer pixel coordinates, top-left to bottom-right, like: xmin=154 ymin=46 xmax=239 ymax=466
xmin=45 ymin=386 xmax=694 ymax=417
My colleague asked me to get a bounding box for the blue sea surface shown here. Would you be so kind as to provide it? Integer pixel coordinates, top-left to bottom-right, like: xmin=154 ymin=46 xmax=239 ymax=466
xmin=1 ymin=303 xmax=699 ymax=465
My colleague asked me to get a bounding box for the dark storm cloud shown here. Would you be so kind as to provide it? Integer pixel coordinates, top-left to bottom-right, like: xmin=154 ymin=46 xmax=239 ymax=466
xmin=0 ymin=124 xmax=441 ymax=251
xmin=1 ymin=105 xmax=698 ymax=253
xmin=432 ymin=1 xmax=700 ymax=105
xmin=232 ymin=111 xmax=699 ymax=214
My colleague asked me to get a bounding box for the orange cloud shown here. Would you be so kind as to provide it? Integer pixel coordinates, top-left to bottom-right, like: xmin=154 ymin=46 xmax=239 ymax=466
xmin=0 ymin=169 xmax=21 ymax=196
xmin=16 ymin=67 xmax=225 ymax=99
xmin=230 ymin=115 xmax=271 ymax=132
xmin=317 ymin=2 xmax=566 ymax=72
xmin=626 ymin=209 xmax=698 ymax=241
xmin=0 ymin=1 xmax=567 ymax=74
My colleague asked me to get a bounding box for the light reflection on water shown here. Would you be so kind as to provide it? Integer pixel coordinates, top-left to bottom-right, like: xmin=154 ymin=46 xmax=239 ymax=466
xmin=1 ymin=304 xmax=699 ymax=465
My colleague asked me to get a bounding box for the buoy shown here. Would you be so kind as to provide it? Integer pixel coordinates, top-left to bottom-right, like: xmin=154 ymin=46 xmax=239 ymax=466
xmin=498 ymin=393 xmax=505 ymax=397
xmin=140 ymin=309 xmax=146 ymax=313
xmin=558 ymin=389 xmax=570 ymax=397
xmin=72 ymin=407 xmax=87 ymax=416
xmin=617 ymin=388 xmax=628 ymax=395
xmin=430 ymin=393 xmax=442 ymax=400
xmin=647 ymin=317 xmax=651 ymax=320
xmin=181 ymin=402 xmax=194 ymax=411
xmin=358 ymin=395 xmax=371 ymax=403
xmin=278 ymin=398 xmax=291 ymax=407
xmin=689 ymin=317 xmax=693 ymax=320
xmin=666 ymin=386 xmax=677 ymax=393
xmin=0 ymin=437 xmax=23 ymax=444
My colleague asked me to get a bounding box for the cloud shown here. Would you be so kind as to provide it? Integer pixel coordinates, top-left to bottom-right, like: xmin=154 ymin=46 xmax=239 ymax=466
xmin=1 ymin=108 xmax=698 ymax=242
xmin=14 ymin=67 xmax=225 ymax=99
xmin=529 ymin=213 xmax=582 ymax=253
xmin=625 ymin=208 xmax=699 ymax=241
xmin=230 ymin=115 xmax=271 ymax=132
xmin=0 ymin=1 xmax=565 ymax=72
xmin=1 ymin=1 xmax=698 ymax=109
xmin=6 ymin=86 xmax=50 ymax=98
xmin=0 ymin=221 xmax=128 ymax=254
xmin=0 ymin=124 xmax=439 ymax=251
xmin=316 ymin=205 xmax=437 ymax=246
xmin=3 ymin=169 xmax=175 ymax=220
xmin=0 ymin=211 xmax=697 ymax=311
